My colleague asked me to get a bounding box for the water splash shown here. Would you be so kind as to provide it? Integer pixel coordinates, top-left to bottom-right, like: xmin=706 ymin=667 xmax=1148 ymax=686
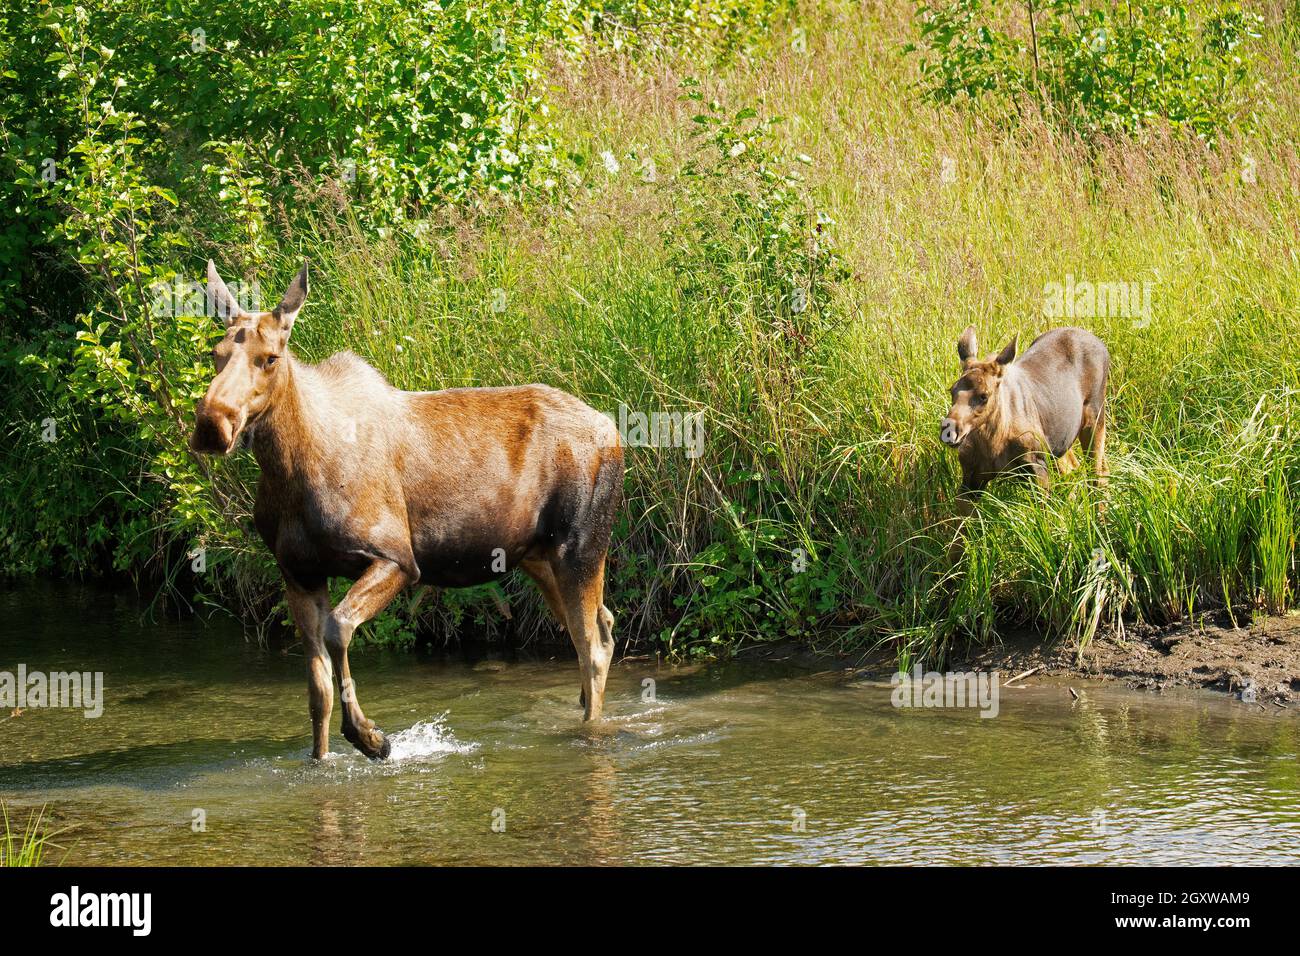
xmin=384 ymin=715 xmax=478 ymax=762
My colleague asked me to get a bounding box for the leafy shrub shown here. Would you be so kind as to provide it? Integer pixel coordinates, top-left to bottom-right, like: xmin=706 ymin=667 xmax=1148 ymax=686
xmin=664 ymin=80 xmax=848 ymax=355
xmin=651 ymin=83 xmax=850 ymax=651
xmin=906 ymin=0 xmax=1264 ymax=141
xmin=0 ymin=0 xmax=571 ymax=317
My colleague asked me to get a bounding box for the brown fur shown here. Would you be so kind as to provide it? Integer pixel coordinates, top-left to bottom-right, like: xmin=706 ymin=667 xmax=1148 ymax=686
xmin=940 ymin=325 xmax=1110 ymax=497
xmin=192 ymin=261 xmax=624 ymax=759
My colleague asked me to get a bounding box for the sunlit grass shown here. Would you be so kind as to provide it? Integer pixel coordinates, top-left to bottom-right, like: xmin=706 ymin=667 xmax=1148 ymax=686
xmin=228 ymin=1 xmax=1300 ymax=663
xmin=1 ymin=802 xmax=68 ymax=867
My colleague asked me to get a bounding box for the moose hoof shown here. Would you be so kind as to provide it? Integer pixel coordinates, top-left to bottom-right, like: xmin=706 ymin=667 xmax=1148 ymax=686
xmin=343 ymin=722 xmax=390 ymax=760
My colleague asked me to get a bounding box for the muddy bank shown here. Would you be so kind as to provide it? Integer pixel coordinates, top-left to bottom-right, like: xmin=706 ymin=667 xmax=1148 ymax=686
xmin=963 ymin=615 xmax=1300 ymax=708
xmin=729 ymin=614 xmax=1300 ymax=710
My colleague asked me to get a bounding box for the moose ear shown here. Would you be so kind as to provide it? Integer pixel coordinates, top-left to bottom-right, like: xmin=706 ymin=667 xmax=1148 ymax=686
xmin=206 ymin=260 xmax=249 ymax=326
xmin=272 ymin=262 xmax=309 ymax=332
xmin=995 ymin=334 xmax=1018 ymax=367
xmin=957 ymin=325 xmax=978 ymax=366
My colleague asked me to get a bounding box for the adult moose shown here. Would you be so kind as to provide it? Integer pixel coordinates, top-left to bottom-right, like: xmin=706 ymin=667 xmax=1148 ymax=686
xmin=939 ymin=325 xmax=1109 ymax=497
xmin=191 ymin=261 xmax=623 ymax=760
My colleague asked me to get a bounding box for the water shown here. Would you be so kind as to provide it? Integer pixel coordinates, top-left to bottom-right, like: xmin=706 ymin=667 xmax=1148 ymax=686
xmin=2 ymin=582 xmax=1297 ymax=865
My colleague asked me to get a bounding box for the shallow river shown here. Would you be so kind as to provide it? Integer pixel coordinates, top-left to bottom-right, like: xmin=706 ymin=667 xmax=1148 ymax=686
xmin=1 ymin=583 xmax=1297 ymax=865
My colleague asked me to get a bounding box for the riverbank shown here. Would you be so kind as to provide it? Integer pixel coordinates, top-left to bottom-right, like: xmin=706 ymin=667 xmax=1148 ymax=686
xmin=4 ymin=2 xmax=1300 ymax=665
xmin=963 ymin=616 xmax=1300 ymax=709
xmin=731 ymin=614 xmax=1300 ymax=710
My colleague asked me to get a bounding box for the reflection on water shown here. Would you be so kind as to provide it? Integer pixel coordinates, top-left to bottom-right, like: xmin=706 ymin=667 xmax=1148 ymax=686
xmin=1 ymin=582 xmax=1297 ymax=865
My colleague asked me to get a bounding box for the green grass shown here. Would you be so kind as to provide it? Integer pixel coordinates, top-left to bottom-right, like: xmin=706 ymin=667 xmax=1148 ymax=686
xmin=1 ymin=802 xmax=67 ymax=867
xmin=4 ymin=1 xmax=1300 ymax=666
xmin=226 ymin=1 xmax=1299 ymax=664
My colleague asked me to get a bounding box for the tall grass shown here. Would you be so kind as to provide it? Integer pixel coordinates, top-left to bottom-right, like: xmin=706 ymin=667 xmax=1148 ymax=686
xmin=7 ymin=1 xmax=1300 ymax=665
xmin=1 ymin=803 xmax=67 ymax=867
xmin=215 ymin=0 xmax=1299 ymax=664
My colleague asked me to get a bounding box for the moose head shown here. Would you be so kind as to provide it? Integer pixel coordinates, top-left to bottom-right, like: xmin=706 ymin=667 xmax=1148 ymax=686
xmin=190 ymin=261 xmax=308 ymax=455
xmin=940 ymin=325 xmax=1018 ymax=448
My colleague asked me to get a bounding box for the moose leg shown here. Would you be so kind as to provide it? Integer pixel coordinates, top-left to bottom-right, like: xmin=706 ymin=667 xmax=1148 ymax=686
xmin=521 ymin=558 xmax=570 ymax=633
xmin=1057 ymin=448 xmax=1080 ymax=475
xmin=324 ymin=559 xmax=413 ymax=759
xmin=1015 ymin=439 xmax=1052 ymax=491
xmin=557 ymin=559 xmax=615 ymax=721
xmin=1031 ymin=455 xmax=1052 ymax=490
xmin=576 ymin=607 xmax=617 ymax=711
xmin=956 ymin=462 xmax=987 ymax=518
xmin=287 ymin=584 xmax=333 ymax=760
xmin=1081 ymin=415 xmax=1109 ymax=487
xmin=522 ymin=558 xmax=589 ymax=706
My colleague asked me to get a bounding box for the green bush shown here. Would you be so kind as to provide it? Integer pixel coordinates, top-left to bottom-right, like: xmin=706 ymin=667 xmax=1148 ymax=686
xmin=0 ymin=0 xmax=570 ymax=318
xmin=906 ymin=0 xmax=1264 ymax=141
xmin=666 ymin=79 xmax=848 ymax=357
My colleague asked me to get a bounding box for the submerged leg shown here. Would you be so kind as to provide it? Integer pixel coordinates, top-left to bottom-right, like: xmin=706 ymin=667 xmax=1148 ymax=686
xmin=557 ymin=559 xmax=616 ymax=721
xmin=522 ymin=558 xmax=589 ymax=707
xmin=324 ymin=559 xmax=413 ymax=759
xmin=287 ymin=584 xmax=333 ymax=759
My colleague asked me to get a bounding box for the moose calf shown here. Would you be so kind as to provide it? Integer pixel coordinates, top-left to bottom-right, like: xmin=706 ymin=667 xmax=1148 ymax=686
xmin=940 ymin=325 xmax=1110 ymax=497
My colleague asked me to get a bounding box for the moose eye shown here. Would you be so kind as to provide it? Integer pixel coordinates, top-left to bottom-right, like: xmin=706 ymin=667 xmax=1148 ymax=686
xmin=265 ymin=355 xmax=279 ymax=368
xmin=973 ymin=393 xmax=987 ymax=406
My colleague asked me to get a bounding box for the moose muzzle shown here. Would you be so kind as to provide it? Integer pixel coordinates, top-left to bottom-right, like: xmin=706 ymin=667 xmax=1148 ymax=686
xmin=191 ymin=400 xmax=244 ymax=455
xmin=939 ymin=418 xmax=964 ymax=447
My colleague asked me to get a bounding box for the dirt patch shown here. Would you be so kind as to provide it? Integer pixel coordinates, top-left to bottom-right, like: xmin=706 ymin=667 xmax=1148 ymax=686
xmin=729 ymin=613 xmax=1300 ymax=711
xmin=957 ymin=614 xmax=1300 ymax=708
